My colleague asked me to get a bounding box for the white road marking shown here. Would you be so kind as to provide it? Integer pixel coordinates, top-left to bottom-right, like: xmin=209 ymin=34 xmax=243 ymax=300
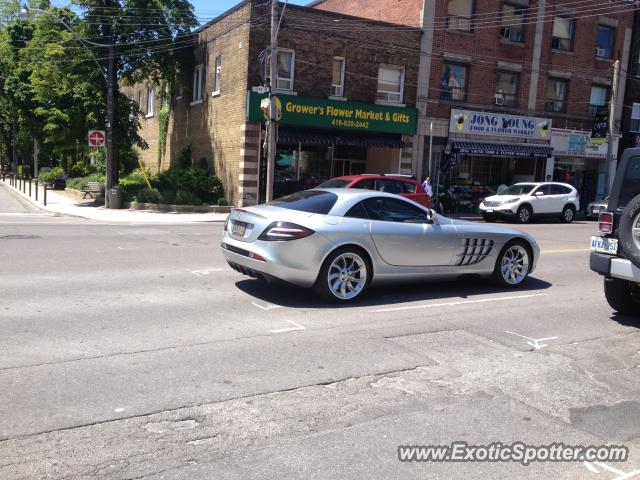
xmin=117 ymin=246 xmax=141 ymax=250
xmin=252 ymin=301 xmax=283 ymax=311
xmin=584 ymin=461 xmax=640 ymax=479
xmin=542 ymin=248 xmax=590 ymax=254
xmin=114 ymin=407 xmax=125 ymax=413
xmin=504 ymin=330 xmax=559 ymax=349
xmin=191 ymin=269 xmax=226 ymax=277
xmin=372 ymin=293 xmax=546 ymax=313
xmin=269 ymin=319 xmax=305 ymax=334
xmin=0 ymin=213 xmax=55 ymax=217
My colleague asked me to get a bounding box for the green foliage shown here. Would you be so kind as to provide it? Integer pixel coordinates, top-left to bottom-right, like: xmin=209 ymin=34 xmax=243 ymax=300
xmin=217 ymin=198 xmax=230 ymax=207
xmin=157 ymin=166 xmax=223 ymax=204
xmin=197 ymin=157 xmax=209 ymax=171
xmin=135 ymin=188 xmax=164 ymax=204
xmin=157 ymin=105 xmax=170 ymax=168
xmin=119 ymin=169 xmax=152 ymax=200
xmin=176 ymin=144 xmax=192 ymax=169
xmin=38 ymin=166 xmax=64 ymax=182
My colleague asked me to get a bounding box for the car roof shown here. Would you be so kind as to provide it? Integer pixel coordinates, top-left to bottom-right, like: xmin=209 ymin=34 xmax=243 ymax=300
xmin=332 ymin=175 xmax=417 ymax=182
xmin=513 ymin=182 xmax=575 ymax=188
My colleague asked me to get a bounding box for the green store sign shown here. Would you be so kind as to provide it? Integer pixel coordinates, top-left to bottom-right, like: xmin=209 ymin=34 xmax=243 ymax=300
xmin=247 ymin=91 xmax=417 ymax=135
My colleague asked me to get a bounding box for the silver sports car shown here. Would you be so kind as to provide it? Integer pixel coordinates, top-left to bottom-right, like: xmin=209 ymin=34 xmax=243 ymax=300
xmin=221 ymin=189 xmax=540 ymax=301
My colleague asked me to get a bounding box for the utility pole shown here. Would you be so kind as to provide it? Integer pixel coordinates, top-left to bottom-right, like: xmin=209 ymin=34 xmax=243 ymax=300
xmin=428 ymin=121 xmax=433 ymax=178
xmin=103 ymin=0 xmax=117 ymax=207
xmin=33 ymin=139 xmax=39 ymax=179
xmin=605 ymin=59 xmax=620 ymax=195
xmin=265 ymin=0 xmax=278 ymax=202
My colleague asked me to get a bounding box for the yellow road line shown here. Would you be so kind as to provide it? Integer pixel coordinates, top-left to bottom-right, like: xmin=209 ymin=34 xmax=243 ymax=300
xmin=541 ymin=248 xmax=591 ymax=254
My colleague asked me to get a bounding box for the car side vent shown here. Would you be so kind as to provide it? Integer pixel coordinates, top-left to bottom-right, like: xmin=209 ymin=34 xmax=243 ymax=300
xmin=457 ymin=238 xmax=495 ymax=266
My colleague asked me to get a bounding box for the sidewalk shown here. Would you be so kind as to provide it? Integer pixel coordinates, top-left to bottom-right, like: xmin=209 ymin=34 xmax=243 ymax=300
xmin=1 ymin=180 xmax=228 ymax=223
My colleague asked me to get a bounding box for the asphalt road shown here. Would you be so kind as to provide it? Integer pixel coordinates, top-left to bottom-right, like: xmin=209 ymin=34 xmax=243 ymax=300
xmin=1 ymin=183 xmax=639 ymax=480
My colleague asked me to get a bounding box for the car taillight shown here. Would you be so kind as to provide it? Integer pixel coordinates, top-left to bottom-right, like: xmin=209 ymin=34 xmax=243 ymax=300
xmin=258 ymin=222 xmax=315 ymax=241
xmin=598 ymin=212 xmax=614 ymax=235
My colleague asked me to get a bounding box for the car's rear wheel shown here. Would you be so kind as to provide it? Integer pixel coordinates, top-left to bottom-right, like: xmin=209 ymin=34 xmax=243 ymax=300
xmin=516 ymin=205 xmax=532 ymax=224
xmin=493 ymin=241 xmax=531 ymax=287
xmin=561 ymin=205 xmax=575 ymax=223
xmin=618 ymin=193 xmax=640 ymax=268
xmin=604 ymin=278 xmax=640 ymax=316
xmin=314 ymin=248 xmax=369 ymax=302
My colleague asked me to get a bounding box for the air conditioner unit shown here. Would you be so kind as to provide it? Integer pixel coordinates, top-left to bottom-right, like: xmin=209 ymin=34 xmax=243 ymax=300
xmin=495 ymin=94 xmax=505 ymax=106
xmin=596 ymin=47 xmax=607 ymax=57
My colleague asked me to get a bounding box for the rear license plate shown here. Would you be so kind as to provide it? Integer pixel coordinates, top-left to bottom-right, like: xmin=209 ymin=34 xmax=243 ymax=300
xmin=231 ymin=221 xmax=247 ymax=237
xmin=590 ymin=236 xmax=618 ymax=255
xmin=485 ymin=208 xmax=494 ymax=213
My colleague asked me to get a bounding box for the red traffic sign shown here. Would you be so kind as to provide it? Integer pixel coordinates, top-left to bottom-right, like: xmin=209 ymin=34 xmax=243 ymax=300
xmin=88 ymin=130 xmax=106 ymax=147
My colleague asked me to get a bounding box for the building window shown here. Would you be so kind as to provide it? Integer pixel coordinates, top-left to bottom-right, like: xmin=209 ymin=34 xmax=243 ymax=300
xmin=146 ymin=87 xmax=154 ymax=117
xmin=552 ymin=17 xmax=574 ymax=51
xmin=495 ymin=71 xmax=519 ymax=107
xmin=440 ymin=63 xmax=467 ymax=101
xmin=447 ymin=0 xmax=474 ymax=31
xmin=596 ymin=26 xmax=614 ymax=59
xmin=545 ymin=78 xmax=568 ymax=113
xmin=501 ymin=3 xmax=524 ymax=42
xmin=213 ymin=55 xmax=221 ymax=95
xmin=277 ymin=49 xmax=294 ymax=91
xmin=331 ymin=57 xmax=345 ymax=97
xmin=192 ymin=64 xmax=203 ymax=103
xmin=376 ymin=65 xmax=405 ymax=104
xmin=631 ymin=103 xmax=640 ymax=133
xmin=589 ymin=85 xmax=608 ymax=116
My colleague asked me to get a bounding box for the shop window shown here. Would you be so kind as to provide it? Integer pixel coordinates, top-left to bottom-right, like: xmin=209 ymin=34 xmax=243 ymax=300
xmin=192 ymin=64 xmax=203 ymax=103
xmin=545 ymin=78 xmax=568 ymax=113
xmin=589 ymin=85 xmax=608 ymax=116
xmin=146 ymin=86 xmax=154 ymax=117
xmin=277 ymin=50 xmax=295 ymax=91
xmin=213 ymin=55 xmax=221 ymax=95
xmin=552 ymin=17 xmax=574 ymax=51
xmin=376 ymin=65 xmax=404 ymax=104
xmin=630 ymin=103 xmax=640 ymax=133
xmin=495 ymin=71 xmax=519 ymax=107
xmin=440 ymin=63 xmax=467 ymax=101
xmin=331 ymin=57 xmax=345 ymax=97
xmin=501 ymin=3 xmax=524 ymax=43
xmin=596 ymin=26 xmax=614 ymax=59
xmin=448 ymin=0 xmax=474 ymax=31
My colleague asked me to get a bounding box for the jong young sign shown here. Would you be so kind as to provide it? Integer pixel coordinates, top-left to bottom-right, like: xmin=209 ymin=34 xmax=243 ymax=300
xmin=449 ymin=109 xmax=552 ymax=141
xmin=246 ymin=91 xmax=417 ymax=135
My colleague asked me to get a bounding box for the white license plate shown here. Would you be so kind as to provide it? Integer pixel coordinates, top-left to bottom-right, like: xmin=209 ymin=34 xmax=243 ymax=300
xmin=232 ymin=222 xmax=247 ymax=237
xmin=485 ymin=208 xmax=494 ymax=213
xmin=590 ymin=236 xmax=618 ymax=255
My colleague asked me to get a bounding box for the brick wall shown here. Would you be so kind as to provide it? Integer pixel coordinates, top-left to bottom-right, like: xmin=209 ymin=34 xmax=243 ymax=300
xmin=312 ymin=0 xmax=423 ymax=27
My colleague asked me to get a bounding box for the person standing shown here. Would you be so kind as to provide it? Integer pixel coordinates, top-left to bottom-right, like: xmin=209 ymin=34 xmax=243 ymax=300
xmin=422 ymin=177 xmax=433 ymax=198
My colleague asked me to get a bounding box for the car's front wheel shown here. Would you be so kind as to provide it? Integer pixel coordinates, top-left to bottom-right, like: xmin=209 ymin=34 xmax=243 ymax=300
xmin=314 ymin=248 xmax=370 ymax=302
xmin=604 ymin=278 xmax=640 ymax=316
xmin=493 ymin=241 xmax=531 ymax=287
xmin=516 ymin=205 xmax=532 ymax=224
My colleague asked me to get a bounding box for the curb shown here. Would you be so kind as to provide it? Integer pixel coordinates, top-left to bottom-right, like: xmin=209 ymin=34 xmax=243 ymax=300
xmin=1 ymin=181 xmax=56 ymax=215
xmin=128 ymin=201 xmax=233 ymax=214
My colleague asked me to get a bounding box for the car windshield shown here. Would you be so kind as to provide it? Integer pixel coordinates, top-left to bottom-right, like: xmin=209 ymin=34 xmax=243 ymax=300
xmin=500 ymin=184 xmax=537 ymax=196
xmin=267 ymin=190 xmax=338 ymax=214
xmin=316 ymin=179 xmax=352 ymax=189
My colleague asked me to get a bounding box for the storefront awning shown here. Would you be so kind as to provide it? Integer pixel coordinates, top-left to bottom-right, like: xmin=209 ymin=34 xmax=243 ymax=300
xmin=452 ymin=140 xmax=553 ymax=158
xmin=278 ymin=129 xmax=404 ymax=149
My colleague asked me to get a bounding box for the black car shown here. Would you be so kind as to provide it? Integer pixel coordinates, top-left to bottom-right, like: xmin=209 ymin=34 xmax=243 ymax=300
xmin=589 ymin=148 xmax=640 ymax=315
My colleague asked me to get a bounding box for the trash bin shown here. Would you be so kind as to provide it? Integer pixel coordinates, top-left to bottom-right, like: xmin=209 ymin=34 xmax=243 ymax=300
xmin=106 ymin=186 xmax=123 ymax=209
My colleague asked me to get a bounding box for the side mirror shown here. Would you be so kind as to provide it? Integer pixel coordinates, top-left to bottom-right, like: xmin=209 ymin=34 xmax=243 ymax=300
xmin=535 ymin=191 xmax=544 ymax=196
xmin=426 ymin=209 xmax=435 ymax=223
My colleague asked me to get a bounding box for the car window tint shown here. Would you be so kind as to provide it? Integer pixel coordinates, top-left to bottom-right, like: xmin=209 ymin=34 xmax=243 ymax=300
xmin=550 ymin=184 xmax=571 ymax=195
xmin=316 ymin=179 xmax=351 ymax=188
xmin=377 ymin=179 xmax=402 ymax=194
xmin=344 ymin=202 xmax=369 ymax=219
xmin=402 ymin=181 xmax=417 ymax=194
xmin=620 ymin=156 xmax=640 ymax=207
xmin=353 ymin=179 xmax=375 ymax=190
xmin=363 ymin=197 xmax=428 ymax=223
xmin=268 ymin=190 xmax=338 ymax=214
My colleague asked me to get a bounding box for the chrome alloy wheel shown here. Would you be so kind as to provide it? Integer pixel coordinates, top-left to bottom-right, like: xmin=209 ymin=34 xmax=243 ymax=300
xmin=327 ymin=252 xmax=368 ymax=300
xmin=500 ymin=245 xmax=530 ymax=285
xmin=563 ymin=207 xmax=574 ymax=222
xmin=518 ymin=207 xmax=531 ymax=223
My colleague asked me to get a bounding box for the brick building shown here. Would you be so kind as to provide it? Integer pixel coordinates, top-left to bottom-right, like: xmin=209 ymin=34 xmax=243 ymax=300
xmin=314 ymin=0 xmax=634 ymax=210
xmin=124 ymin=0 xmax=421 ymax=206
xmin=620 ymin=7 xmax=640 ymax=154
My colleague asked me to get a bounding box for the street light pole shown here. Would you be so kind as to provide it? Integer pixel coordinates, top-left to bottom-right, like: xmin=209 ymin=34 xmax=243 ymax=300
xmin=605 ymin=59 xmax=620 ymax=195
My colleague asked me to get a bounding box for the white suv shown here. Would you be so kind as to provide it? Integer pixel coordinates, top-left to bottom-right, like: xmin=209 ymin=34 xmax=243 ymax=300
xmin=479 ymin=182 xmax=580 ymax=224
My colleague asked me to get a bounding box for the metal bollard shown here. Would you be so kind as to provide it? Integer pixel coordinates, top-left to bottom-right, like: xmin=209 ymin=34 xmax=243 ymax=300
xmin=43 ymin=184 xmax=47 ymax=206
xmin=35 ymin=180 xmax=38 ymax=201
xmin=29 ymin=178 xmax=31 ymax=197
xmin=22 ymin=176 xmax=26 ymax=193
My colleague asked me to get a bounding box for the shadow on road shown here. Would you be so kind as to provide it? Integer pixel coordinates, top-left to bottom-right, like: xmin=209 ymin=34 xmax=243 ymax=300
xmin=234 ymin=276 xmax=553 ymax=309
xmin=610 ymin=312 xmax=640 ymax=329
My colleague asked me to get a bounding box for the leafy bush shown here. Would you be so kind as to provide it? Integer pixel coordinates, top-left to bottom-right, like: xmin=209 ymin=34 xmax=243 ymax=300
xmin=135 ymin=188 xmax=164 ymax=204
xmin=176 ymin=144 xmax=192 ymax=169
xmin=217 ymin=197 xmax=229 ymax=206
xmin=69 ymin=159 xmax=95 ymax=178
xmin=119 ymin=170 xmax=153 ymax=201
xmin=38 ymin=167 xmax=64 ymax=183
xmin=67 ymin=172 xmax=105 ymax=191
xmin=157 ymin=166 xmax=223 ymax=204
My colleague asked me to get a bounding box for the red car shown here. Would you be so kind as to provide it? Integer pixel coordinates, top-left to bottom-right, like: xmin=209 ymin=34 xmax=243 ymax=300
xmin=317 ymin=174 xmax=432 ymax=209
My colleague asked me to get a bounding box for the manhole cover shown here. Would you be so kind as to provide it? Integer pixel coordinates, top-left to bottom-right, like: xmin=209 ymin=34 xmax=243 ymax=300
xmin=0 ymin=235 xmax=40 ymax=240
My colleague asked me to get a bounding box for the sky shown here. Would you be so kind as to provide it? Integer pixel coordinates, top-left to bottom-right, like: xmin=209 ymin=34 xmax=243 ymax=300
xmin=191 ymin=0 xmax=308 ymax=25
